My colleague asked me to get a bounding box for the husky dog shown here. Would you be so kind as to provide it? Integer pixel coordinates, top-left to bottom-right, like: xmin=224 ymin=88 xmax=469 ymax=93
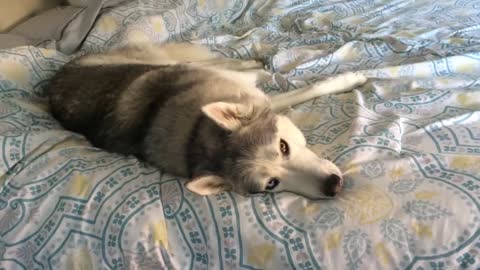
xmin=47 ymin=42 xmax=367 ymax=198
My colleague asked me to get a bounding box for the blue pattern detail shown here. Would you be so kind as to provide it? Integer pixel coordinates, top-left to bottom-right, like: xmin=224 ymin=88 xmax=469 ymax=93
xmin=457 ymin=252 xmax=476 ymax=269
xmin=360 ymin=159 xmax=385 ymax=178
xmin=381 ymin=219 xmax=414 ymax=250
xmin=389 ymin=179 xmax=418 ymax=195
xmin=343 ymin=230 xmax=371 ymax=270
xmin=403 ymin=200 xmax=451 ymax=220
xmin=313 ymin=207 xmax=344 ymax=229
xmin=430 ymin=261 xmax=446 ymax=270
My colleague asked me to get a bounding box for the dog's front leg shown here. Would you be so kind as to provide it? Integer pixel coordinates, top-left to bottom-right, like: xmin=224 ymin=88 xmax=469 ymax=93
xmin=270 ymin=72 xmax=367 ymax=112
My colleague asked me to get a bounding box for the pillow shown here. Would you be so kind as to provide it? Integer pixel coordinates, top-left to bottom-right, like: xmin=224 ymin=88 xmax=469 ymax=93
xmin=3 ymin=0 xmax=129 ymax=54
xmin=0 ymin=0 xmax=63 ymax=32
xmin=9 ymin=6 xmax=83 ymax=48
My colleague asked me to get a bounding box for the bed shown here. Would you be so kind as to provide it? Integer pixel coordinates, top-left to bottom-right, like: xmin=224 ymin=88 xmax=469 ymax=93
xmin=0 ymin=0 xmax=479 ymax=269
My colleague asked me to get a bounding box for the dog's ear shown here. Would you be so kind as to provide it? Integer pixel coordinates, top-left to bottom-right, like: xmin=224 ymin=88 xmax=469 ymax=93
xmin=201 ymin=102 xmax=252 ymax=131
xmin=185 ymin=175 xmax=231 ymax=195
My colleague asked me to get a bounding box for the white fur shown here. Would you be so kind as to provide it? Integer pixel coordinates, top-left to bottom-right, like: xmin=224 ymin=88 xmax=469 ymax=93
xmin=249 ymin=116 xmax=344 ymax=198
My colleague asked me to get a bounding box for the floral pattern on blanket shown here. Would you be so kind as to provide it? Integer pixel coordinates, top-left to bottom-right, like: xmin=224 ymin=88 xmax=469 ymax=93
xmin=1 ymin=0 xmax=480 ymax=269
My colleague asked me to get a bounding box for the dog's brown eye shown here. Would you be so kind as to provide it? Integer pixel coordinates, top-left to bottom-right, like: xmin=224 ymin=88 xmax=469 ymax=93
xmin=280 ymin=139 xmax=289 ymax=155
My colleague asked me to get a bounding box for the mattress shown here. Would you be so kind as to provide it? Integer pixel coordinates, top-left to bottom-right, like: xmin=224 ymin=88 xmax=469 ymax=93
xmin=1 ymin=0 xmax=479 ymax=269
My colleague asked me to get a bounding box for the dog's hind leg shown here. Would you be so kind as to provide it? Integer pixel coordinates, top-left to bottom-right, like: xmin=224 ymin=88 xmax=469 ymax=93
xmin=270 ymin=72 xmax=367 ymax=112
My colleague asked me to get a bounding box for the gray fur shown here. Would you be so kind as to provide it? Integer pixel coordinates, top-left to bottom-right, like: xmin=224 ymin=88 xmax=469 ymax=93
xmin=48 ymin=52 xmax=276 ymax=193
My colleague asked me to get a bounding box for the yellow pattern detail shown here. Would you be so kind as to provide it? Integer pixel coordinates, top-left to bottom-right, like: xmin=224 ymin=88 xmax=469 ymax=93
xmin=151 ymin=17 xmax=165 ymax=33
xmin=128 ymin=30 xmax=151 ymax=43
xmin=325 ymin=231 xmax=342 ymax=251
xmin=415 ymin=191 xmax=439 ymax=200
xmin=247 ymin=243 xmax=276 ymax=268
xmin=272 ymin=8 xmax=283 ymax=16
xmin=451 ymin=156 xmax=480 ymax=170
xmin=343 ymin=163 xmax=361 ymax=176
xmin=214 ymin=0 xmax=226 ymax=8
xmin=437 ymin=78 xmax=451 ymax=85
xmin=39 ymin=48 xmax=56 ymax=57
xmin=396 ymin=30 xmax=416 ymax=38
xmin=347 ymin=17 xmax=364 ymax=24
xmin=68 ymin=174 xmax=90 ymax=198
xmin=409 ymin=87 xmax=428 ymax=95
xmin=411 ymin=221 xmax=432 ymax=238
xmin=389 ymin=167 xmax=405 ymax=180
xmin=98 ymin=16 xmax=117 ymax=33
xmin=151 ymin=220 xmax=169 ymax=250
xmin=64 ymin=248 xmax=94 ymax=270
xmin=303 ymin=203 xmax=321 ymax=215
xmin=388 ymin=66 xmax=401 ymax=76
xmin=455 ymin=59 xmax=478 ymax=74
xmin=341 ymin=184 xmax=393 ymax=224
xmin=457 ymin=94 xmax=474 ymax=108
xmin=0 ymin=61 xmax=30 ymax=86
xmin=0 ymin=174 xmax=6 ymax=185
xmin=449 ymin=38 xmax=465 ymax=45
xmin=375 ymin=242 xmax=392 ymax=266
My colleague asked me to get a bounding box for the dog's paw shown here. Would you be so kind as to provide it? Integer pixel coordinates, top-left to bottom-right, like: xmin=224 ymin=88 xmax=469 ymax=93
xmin=239 ymin=59 xmax=264 ymax=70
xmin=255 ymin=69 xmax=272 ymax=84
xmin=341 ymin=72 xmax=368 ymax=86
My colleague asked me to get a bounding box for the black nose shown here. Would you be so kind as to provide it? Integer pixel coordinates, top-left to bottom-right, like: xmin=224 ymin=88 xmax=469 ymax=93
xmin=323 ymin=174 xmax=343 ymax=197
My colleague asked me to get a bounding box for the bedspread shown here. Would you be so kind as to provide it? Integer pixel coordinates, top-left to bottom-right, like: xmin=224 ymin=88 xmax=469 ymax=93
xmin=1 ymin=0 xmax=480 ymax=269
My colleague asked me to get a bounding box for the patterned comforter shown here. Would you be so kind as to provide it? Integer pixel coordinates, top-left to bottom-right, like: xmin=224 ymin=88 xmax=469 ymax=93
xmin=1 ymin=0 xmax=480 ymax=269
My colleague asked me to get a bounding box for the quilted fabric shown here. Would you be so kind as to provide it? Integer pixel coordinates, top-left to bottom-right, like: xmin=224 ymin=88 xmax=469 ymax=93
xmin=1 ymin=0 xmax=480 ymax=269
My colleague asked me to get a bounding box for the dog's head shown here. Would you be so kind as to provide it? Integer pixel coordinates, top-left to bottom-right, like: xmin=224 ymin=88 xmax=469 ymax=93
xmin=185 ymin=101 xmax=343 ymax=199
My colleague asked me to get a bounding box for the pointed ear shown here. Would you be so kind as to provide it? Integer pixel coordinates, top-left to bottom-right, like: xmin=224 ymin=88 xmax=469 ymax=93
xmin=201 ymin=102 xmax=250 ymax=131
xmin=185 ymin=175 xmax=231 ymax=195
